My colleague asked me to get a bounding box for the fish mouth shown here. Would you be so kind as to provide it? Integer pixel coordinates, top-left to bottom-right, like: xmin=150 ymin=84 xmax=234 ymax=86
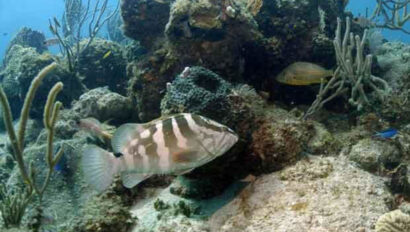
xmin=224 ymin=126 xmax=238 ymax=137
xmin=224 ymin=127 xmax=239 ymax=145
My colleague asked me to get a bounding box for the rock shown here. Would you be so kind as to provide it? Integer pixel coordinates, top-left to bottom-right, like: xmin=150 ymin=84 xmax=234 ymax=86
xmin=349 ymin=138 xmax=401 ymax=172
xmin=375 ymin=210 xmax=410 ymax=232
xmin=66 ymin=194 xmax=135 ymax=232
xmin=165 ymin=0 xmax=260 ymax=81
xmin=169 ymin=175 xmax=235 ymax=200
xmin=376 ymin=42 xmax=410 ymax=122
xmin=208 ymin=156 xmax=393 ymax=232
xmin=77 ymin=38 xmax=127 ymax=95
xmin=121 ymin=0 xmax=171 ymax=50
xmin=127 ymin=48 xmax=180 ymax=121
xmin=0 ymin=45 xmax=84 ymax=118
xmin=399 ymin=202 xmax=410 ymax=215
xmin=3 ymin=27 xmax=47 ymax=62
xmin=307 ymin=122 xmax=340 ymax=155
xmin=387 ymin=164 xmax=410 ymax=197
xmin=251 ymin=115 xmax=314 ymax=173
xmin=130 ymin=186 xmax=211 ymax=232
xmin=71 ymin=87 xmax=134 ymax=124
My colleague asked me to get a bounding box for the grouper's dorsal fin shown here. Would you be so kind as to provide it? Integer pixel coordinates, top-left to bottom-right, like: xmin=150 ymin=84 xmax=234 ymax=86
xmin=111 ymin=123 xmax=146 ymax=153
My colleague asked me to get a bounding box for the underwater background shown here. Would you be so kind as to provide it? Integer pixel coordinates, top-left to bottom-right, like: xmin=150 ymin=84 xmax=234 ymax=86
xmin=0 ymin=0 xmax=409 ymax=63
xmin=0 ymin=0 xmax=410 ymax=232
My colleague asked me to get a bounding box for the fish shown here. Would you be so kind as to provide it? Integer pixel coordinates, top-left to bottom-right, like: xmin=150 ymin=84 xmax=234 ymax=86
xmin=2 ymin=33 xmax=7 ymax=36
xmin=352 ymin=17 xmax=375 ymax=29
xmin=373 ymin=128 xmax=398 ymax=139
xmin=102 ymin=50 xmax=112 ymax=59
xmin=43 ymin=38 xmax=60 ymax=47
xmin=54 ymin=157 xmax=64 ymax=172
xmin=82 ymin=113 xmax=239 ymax=192
xmin=77 ymin=117 xmax=113 ymax=142
xmin=275 ymin=62 xmax=333 ymax=86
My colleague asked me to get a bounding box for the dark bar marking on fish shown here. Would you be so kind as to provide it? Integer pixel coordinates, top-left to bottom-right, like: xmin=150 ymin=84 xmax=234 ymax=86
xmin=192 ymin=115 xmax=223 ymax=133
xmin=162 ymin=118 xmax=178 ymax=150
xmin=175 ymin=114 xmax=197 ymax=146
xmin=191 ymin=115 xmax=219 ymax=148
xmin=137 ymin=125 xmax=159 ymax=172
xmin=172 ymin=150 xmax=198 ymax=163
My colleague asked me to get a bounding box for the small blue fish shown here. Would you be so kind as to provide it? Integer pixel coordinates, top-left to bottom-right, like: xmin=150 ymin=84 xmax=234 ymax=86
xmin=54 ymin=155 xmax=66 ymax=172
xmin=53 ymin=146 xmax=68 ymax=173
xmin=373 ymin=128 xmax=398 ymax=139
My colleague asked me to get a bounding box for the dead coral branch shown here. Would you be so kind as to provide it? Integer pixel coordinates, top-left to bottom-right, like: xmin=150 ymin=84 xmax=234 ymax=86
xmin=304 ymin=17 xmax=390 ymax=119
xmin=371 ymin=0 xmax=410 ymax=34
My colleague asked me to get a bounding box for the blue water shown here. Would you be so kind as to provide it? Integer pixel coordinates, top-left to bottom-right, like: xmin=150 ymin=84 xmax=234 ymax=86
xmin=347 ymin=0 xmax=410 ymax=42
xmin=0 ymin=0 xmax=408 ymax=63
xmin=0 ymin=0 xmax=118 ymax=63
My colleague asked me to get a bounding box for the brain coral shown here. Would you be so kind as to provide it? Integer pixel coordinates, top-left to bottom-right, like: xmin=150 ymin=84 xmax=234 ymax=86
xmin=376 ymin=210 xmax=410 ymax=232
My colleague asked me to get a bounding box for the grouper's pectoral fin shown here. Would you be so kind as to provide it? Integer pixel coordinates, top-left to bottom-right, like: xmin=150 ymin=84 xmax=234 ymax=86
xmin=121 ymin=172 xmax=151 ymax=188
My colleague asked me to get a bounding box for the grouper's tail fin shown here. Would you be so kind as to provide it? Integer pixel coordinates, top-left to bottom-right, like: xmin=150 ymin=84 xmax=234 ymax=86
xmin=82 ymin=145 xmax=122 ymax=192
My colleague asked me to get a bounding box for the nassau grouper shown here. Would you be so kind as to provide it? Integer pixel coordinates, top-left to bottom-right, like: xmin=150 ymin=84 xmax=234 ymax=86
xmin=82 ymin=113 xmax=239 ymax=192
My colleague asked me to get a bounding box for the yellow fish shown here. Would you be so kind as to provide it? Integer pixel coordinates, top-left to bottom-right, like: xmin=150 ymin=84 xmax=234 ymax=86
xmin=275 ymin=62 xmax=333 ymax=86
xmin=102 ymin=50 xmax=112 ymax=59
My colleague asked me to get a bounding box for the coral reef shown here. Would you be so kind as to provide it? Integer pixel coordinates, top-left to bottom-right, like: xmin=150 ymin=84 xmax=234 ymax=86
xmin=3 ymin=27 xmax=47 ymax=60
xmin=0 ymin=45 xmax=84 ymax=118
xmin=0 ymin=63 xmax=65 ymax=229
xmin=208 ymin=156 xmax=392 ymax=231
xmin=127 ymin=48 xmax=179 ymax=121
xmin=305 ymin=17 xmax=390 ymax=118
xmin=251 ymin=117 xmax=314 ymax=173
xmin=66 ymin=193 xmax=135 ymax=232
xmin=4 ymin=0 xmax=410 ymax=231
xmin=388 ymin=164 xmax=410 ymax=196
xmin=76 ymin=38 xmax=127 ymax=94
xmin=161 ymin=66 xmax=233 ymax=121
xmin=375 ymin=210 xmax=410 ymax=232
xmin=160 ymin=68 xmax=266 ymax=198
xmin=164 ymin=0 xmax=260 ymax=81
xmin=376 ymin=42 xmax=410 ymax=122
xmin=130 ymin=186 xmax=210 ymax=232
xmin=121 ymin=0 xmax=171 ymax=50
xmin=307 ymin=122 xmax=341 ymax=155
xmin=349 ymin=138 xmax=401 ymax=172
xmin=48 ymin=0 xmax=119 ymax=73
xmin=123 ymin=0 xmax=346 ymax=121
xmin=71 ymin=87 xmax=135 ymax=124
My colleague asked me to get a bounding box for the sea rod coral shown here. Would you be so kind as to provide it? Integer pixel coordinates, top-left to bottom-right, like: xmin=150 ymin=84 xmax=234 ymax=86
xmin=0 ymin=63 xmax=64 ymax=230
xmin=304 ymin=17 xmax=391 ymax=119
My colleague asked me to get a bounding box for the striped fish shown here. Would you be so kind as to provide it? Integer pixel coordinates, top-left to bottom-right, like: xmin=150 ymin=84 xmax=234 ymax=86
xmin=82 ymin=113 xmax=239 ymax=192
